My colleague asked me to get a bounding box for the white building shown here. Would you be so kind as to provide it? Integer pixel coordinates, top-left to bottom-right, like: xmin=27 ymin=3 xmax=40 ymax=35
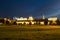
xmin=13 ymin=16 xmax=35 ymax=25
xmin=48 ymin=17 xmax=57 ymax=21
xmin=28 ymin=16 xmax=36 ymax=24
xmin=28 ymin=16 xmax=34 ymax=21
xmin=40 ymin=21 xmax=44 ymax=25
xmin=48 ymin=17 xmax=57 ymax=24
xmin=13 ymin=17 xmax=27 ymax=20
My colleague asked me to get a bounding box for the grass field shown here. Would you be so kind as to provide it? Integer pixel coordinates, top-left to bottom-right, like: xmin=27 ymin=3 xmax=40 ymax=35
xmin=0 ymin=25 xmax=60 ymax=40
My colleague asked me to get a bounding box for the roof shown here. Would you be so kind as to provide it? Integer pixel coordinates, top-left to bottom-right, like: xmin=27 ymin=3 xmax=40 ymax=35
xmin=47 ymin=16 xmax=57 ymax=18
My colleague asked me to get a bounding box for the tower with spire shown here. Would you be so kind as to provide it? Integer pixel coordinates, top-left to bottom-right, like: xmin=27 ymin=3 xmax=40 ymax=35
xmin=42 ymin=14 xmax=45 ymax=19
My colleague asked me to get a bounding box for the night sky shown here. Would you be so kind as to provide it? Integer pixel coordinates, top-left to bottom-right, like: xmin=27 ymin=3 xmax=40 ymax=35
xmin=0 ymin=0 xmax=60 ymax=18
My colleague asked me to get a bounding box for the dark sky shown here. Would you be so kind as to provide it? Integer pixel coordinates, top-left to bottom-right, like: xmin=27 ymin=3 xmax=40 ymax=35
xmin=0 ymin=0 xmax=60 ymax=18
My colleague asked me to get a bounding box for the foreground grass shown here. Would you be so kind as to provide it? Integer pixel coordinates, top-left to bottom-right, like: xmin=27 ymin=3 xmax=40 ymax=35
xmin=0 ymin=25 xmax=60 ymax=40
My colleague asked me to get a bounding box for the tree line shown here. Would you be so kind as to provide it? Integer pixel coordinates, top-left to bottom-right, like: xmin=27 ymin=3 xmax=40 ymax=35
xmin=0 ymin=18 xmax=60 ymax=25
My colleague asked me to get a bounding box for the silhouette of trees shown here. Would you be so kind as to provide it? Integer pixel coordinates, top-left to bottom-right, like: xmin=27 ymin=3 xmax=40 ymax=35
xmin=49 ymin=21 xmax=53 ymax=25
xmin=29 ymin=22 xmax=32 ymax=25
xmin=44 ymin=18 xmax=48 ymax=25
xmin=13 ymin=21 xmax=17 ymax=25
xmin=0 ymin=19 xmax=4 ymax=24
xmin=6 ymin=21 xmax=10 ymax=24
xmin=56 ymin=19 xmax=60 ymax=25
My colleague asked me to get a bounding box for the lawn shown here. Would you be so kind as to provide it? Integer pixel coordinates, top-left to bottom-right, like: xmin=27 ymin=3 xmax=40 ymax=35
xmin=0 ymin=25 xmax=60 ymax=40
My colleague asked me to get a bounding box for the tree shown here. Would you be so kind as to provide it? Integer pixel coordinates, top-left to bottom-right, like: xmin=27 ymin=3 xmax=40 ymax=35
xmin=44 ymin=18 xmax=48 ymax=25
xmin=56 ymin=19 xmax=60 ymax=25
xmin=49 ymin=21 xmax=53 ymax=25
xmin=13 ymin=21 xmax=17 ymax=25
xmin=0 ymin=19 xmax=4 ymax=24
xmin=6 ymin=21 xmax=10 ymax=24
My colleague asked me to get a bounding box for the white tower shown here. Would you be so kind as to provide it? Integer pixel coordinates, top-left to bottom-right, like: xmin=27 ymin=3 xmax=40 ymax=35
xmin=42 ymin=15 xmax=45 ymax=19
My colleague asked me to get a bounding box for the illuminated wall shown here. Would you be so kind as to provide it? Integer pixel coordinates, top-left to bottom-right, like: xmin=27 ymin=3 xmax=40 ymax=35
xmin=48 ymin=17 xmax=57 ymax=21
xmin=13 ymin=17 xmax=27 ymax=20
